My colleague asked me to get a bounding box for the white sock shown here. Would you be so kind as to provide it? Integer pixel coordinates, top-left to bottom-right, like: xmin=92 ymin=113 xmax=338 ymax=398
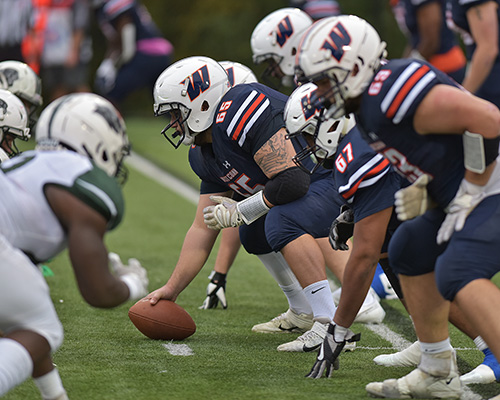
xmin=34 ymin=368 xmax=67 ymax=400
xmin=257 ymin=252 xmax=312 ymax=315
xmin=473 ymin=336 xmax=488 ymax=351
xmin=420 ymin=338 xmax=452 ymax=355
xmin=303 ymin=280 xmax=336 ymax=323
xmin=0 ymin=338 xmax=33 ymax=396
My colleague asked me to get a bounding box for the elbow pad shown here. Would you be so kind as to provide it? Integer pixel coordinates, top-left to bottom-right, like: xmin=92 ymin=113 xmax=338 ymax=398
xmin=264 ymin=166 xmax=310 ymax=205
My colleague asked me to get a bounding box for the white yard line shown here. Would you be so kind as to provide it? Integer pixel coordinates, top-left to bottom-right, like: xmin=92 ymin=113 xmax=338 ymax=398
xmin=128 ymin=153 xmax=483 ymax=399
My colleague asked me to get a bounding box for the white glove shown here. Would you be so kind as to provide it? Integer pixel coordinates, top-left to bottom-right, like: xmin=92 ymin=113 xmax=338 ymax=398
xmin=96 ymin=58 xmax=117 ymax=92
xmin=203 ymin=196 xmax=244 ymax=230
xmin=437 ymin=179 xmax=485 ymax=244
xmin=109 ymin=252 xmax=149 ymax=300
xmin=394 ymin=174 xmax=432 ymax=221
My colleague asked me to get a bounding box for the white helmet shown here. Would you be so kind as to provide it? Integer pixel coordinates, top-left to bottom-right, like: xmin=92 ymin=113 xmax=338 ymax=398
xmin=0 ymin=61 xmax=42 ymax=127
xmin=0 ymin=89 xmax=30 ymax=157
xmin=251 ymin=8 xmax=312 ymax=86
xmin=153 ymin=56 xmax=231 ymax=148
xmin=284 ymin=83 xmax=355 ymax=173
xmin=36 ymin=93 xmax=130 ymax=181
xmin=219 ymin=61 xmax=258 ymax=86
xmin=296 ymin=15 xmax=387 ymax=118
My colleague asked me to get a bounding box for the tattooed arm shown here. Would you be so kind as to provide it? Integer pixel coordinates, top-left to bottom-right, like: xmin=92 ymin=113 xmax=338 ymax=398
xmin=253 ymin=127 xmax=297 ymax=178
xmin=462 ymin=1 xmax=499 ymax=94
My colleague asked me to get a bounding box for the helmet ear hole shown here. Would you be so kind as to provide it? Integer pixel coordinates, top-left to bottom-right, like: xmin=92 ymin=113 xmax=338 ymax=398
xmin=201 ymin=100 xmax=209 ymax=112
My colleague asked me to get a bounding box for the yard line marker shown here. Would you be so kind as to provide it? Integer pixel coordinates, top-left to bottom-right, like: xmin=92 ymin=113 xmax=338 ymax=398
xmin=163 ymin=343 xmax=194 ymax=356
xmin=128 ymin=152 xmax=482 ymax=400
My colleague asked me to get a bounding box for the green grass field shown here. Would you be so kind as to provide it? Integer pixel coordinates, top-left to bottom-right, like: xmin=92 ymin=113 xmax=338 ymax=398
xmin=5 ymin=117 xmax=500 ymax=400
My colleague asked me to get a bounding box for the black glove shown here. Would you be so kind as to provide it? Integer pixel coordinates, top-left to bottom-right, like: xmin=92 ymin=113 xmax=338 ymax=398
xmin=329 ymin=205 xmax=354 ymax=251
xmin=306 ymin=323 xmax=361 ymax=379
xmin=199 ymin=271 xmax=227 ymax=309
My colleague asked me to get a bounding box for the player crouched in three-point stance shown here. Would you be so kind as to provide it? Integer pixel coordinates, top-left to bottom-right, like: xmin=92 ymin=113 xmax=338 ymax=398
xmin=296 ymin=14 xmax=500 ymax=399
xmin=0 ymin=93 xmax=149 ymax=399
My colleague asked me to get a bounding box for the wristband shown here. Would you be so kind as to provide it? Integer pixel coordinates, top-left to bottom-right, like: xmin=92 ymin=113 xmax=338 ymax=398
xmin=236 ymin=191 xmax=270 ymax=224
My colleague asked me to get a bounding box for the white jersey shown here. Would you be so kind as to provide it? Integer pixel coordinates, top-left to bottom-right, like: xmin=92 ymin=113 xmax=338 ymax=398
xmin=0 ymin=150 xmax=124 ymax=263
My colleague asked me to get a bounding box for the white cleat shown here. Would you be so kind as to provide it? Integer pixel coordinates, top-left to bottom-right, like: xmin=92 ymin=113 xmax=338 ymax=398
xmin=277 ymin=321 xmax=356 ymax=352
xmin=366 ymin=352 xmax=462 ymax=399
xmin=251 ymin=309 xmax=313 ymax=333
xmin=488 ymin=395 xmax=500 ymax=400
xmin=460 ymin=364 xmax=497 ymax=385
xmin=277 ymin=321 xmax=327 ymax=352
xmin=332 ymin=287 xmax=386 ymax=324
xmin=373 ymin=341 xmax=421 ymax=367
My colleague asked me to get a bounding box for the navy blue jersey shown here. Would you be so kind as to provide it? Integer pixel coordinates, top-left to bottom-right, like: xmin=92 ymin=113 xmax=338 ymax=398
xmin=391 ymin=0 xmax=465 ymax=81
xmin=96 ymin=0 xmax=164 ymax=42
xmin=189 ymin=82 xmax=329 ymax=197
xmin=358 ymin=59 xmax=464 ymax=208
xmin=332 ymin=126 xmax=405 ymax=222
xmin=448 ymin=0 xmax=500 ymax=106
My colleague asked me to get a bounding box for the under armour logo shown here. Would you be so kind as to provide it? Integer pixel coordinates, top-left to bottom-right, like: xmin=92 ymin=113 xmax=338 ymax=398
xmin=223 ymin=160 xmax=231 ymax=169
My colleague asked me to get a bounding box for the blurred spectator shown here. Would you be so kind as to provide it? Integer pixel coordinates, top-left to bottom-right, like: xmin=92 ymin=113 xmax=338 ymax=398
xmin=390 ymin=0 xmax=466 ymax=83
xmin=0 ymin=0 xmax=33 ymax=62
xmin=93 ymin=0 xmax=174 ymax=108
xmin=24 ymin=0 xmax=92 ymax=102
xmin=289 ymin=0 xmax=341 ymax=20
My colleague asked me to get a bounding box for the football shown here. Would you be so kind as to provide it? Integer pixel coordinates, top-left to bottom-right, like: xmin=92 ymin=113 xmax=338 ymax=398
xmin=128 ymin=299 xmax=196 ymax=340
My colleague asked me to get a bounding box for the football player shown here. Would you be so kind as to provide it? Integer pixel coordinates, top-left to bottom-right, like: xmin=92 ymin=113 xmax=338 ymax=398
xmin=0 ymin=89 xmax=30 ymax=162
xmin=147 ymin=56 xmax=385 ymax=354
xmin=250 ymin=8 xmax=313 ymax=89
xmin=93 ymin=0 xmax=174 ymax=106
xmin=198 ymin=61 xmax=258 ymax=310
xmin=448 ymin=0 xmax=500 ymax=108
xmin=0 ymin=60 xmax=43 ymax=129
xmin=390 ymin=0 xmax=466 ymax=83
xmin=286 ymin=82 xmax=500 ymax=385
xmin=296 ymin=14 xmax=500 ymax=398
xmin=0 ymin=92 xmax=149 ymax=398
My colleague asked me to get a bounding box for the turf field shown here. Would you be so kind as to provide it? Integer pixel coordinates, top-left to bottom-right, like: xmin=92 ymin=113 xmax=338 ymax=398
xmin=5 ymin=117 xmax=500 ymax=400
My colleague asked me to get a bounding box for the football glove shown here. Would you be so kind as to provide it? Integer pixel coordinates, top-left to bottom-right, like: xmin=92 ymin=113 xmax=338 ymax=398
xmin=394 ymin=174 xmax=432 ymax=221
xmin=329 ymin=205 xmax=354 ymax=251
xmin=203 ymin=196 xmax=243 ymax=230
xmin=95 ymin=58 xmax=117 ymax=92
xmin=109 ymin=252 xmax=149 ymax=300
xmin=306 ymin=324 xmax=361 ymax=379
xmin=437 ymin=179 xmax=485 ymax=244
xmin=199 ymin=271 xmax=227 ymax=310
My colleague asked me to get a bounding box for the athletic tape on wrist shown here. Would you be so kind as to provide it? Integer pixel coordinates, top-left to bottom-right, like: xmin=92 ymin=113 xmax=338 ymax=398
xmin=236 ymin=191 xmax=270 ymax=225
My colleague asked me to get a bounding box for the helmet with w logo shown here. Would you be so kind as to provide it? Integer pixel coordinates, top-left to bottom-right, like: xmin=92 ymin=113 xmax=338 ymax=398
xmin=284 ymin=83 xmax=355 ymax=174
xmin=153 ymin=56 xmax=231 ymax=148
xmin=251 ymin=8 xmax=312 ymax=87
xmin=296 ymin=15 xmax=387 ymax=118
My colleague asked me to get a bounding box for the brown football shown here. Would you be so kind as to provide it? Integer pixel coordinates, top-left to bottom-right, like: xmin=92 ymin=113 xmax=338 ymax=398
xmin=128 ymin=299 xmax=196 ymax=340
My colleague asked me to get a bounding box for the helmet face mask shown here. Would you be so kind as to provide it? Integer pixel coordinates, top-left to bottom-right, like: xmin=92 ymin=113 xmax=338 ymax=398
xmin=153 ymin=56 xmax=231 ymax=149
xmin=35 ymin=93 xmax=130 ymax=183
xmin=0 ymin=89 xmax=30 ymax=158
xmin=159 ymin=103 xmax=193 ymax=149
